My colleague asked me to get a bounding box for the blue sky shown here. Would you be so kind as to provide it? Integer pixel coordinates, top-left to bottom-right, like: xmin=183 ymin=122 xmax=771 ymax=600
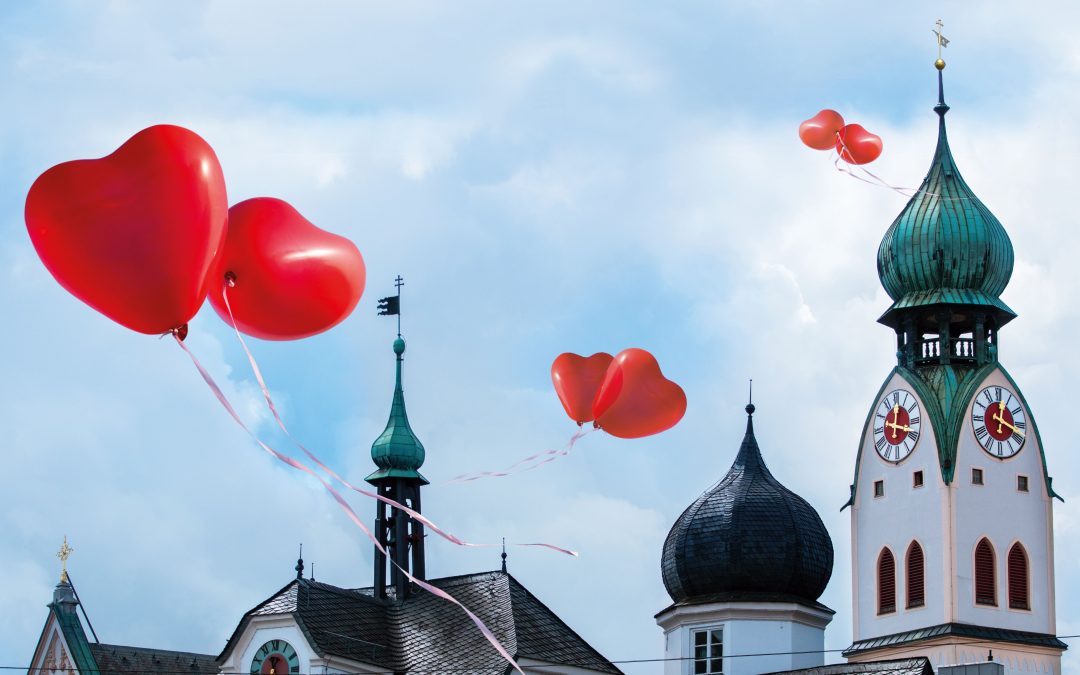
xmin=2 ymin=2 xmax=1079 ymax=674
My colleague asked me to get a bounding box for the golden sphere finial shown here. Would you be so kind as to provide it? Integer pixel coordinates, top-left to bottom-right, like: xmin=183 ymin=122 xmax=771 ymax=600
xmin=935 ymin=58 xmax=946 ymax=71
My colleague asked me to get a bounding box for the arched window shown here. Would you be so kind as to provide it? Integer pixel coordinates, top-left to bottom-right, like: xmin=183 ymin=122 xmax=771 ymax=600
xmin=1008 ymin=543 xmax=1030 ymax=610
xmin=975 ymin=538 xmax=996 ymax=606
xmin=906 ymin=542 xmax=925 ymax=609
xmin=878 ymin=548 xmax=896 ymax=614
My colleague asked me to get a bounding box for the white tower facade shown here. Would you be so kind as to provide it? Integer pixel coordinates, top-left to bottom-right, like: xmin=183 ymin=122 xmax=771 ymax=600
xmin=845 ymin=68 xmax=1065 ymax=675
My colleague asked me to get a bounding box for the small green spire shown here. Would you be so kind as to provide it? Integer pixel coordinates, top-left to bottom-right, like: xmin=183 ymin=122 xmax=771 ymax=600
xmin=366 ymin=336 xmax=428 ymax=484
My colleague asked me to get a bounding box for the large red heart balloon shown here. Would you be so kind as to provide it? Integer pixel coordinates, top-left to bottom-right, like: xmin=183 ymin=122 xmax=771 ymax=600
xmin=592 ymin=348 xmax=686 ymax=439
xmin=25 ymin=125 xmax=228 ymax=334
xmin=208 ymin=197 xmax=365 ymax=340
xmin=836 ymin=123 xmax=883 ymax=165
xmin=799 ymin=109 xmax=846 ymax=151
xmin=551 ymin=352 xmax=614 ymax=425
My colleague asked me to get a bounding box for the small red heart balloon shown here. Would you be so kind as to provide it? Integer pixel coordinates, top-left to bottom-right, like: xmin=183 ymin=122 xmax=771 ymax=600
xmin=799 ymin=109 xmax=845 ymax=151
xmin=208 ymin=197 xmax=365 ymax=340
xmin=24 ymin=125 xmax=228 ymax=334
xmin=551 ymin=352 xmax=614 ymax=425
xmin=592 ymin=348 xmax=686 ymax=439
xmin=836 ymin=124 xmax=883 ymax=165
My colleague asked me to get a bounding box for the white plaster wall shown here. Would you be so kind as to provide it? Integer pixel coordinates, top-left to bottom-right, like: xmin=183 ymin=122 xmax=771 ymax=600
xmin=789 ymin=621 xmax=827 ymax=670
xmin=853 ymin=370 xmax=948 ymax=640
xmin=901 ymin=643 xmax=1062 ymax=675
xmin=951 ymin=368 xmax=1055 ymax=635
xmin=661 ymin=617 xmax=825 ymax=675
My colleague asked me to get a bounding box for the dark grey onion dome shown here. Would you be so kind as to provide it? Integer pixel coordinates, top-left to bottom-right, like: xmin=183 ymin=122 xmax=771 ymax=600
xmin=661 ymin=404 xmax=833 ymax=604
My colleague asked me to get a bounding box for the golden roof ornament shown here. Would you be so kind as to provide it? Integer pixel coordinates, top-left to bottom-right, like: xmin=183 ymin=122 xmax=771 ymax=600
xmin=56 ymin=535 xmax=74 ymax=584
xmin=933 ymin=18 xmax=949 ymax=70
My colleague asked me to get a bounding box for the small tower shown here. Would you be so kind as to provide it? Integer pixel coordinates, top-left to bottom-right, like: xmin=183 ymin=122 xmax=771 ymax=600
xmin=367 ymin=334 xmax=428 ymax=600
xmin=656 ymin=404 xmax=835 ymax=675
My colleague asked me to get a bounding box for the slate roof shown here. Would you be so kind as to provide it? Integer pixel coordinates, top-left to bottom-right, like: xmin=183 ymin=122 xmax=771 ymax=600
xmin=661 ymin=406 xmax=834 ymax=605
xmin=220 ymin=571 xmax=622 ymax=674
xmin=843 ymin=623 xmax=1068 ymax=657
xmin=765 ymin=657 xmax=934 ymax=675
xmin=88 ymin=644 xmax=218 ymax=675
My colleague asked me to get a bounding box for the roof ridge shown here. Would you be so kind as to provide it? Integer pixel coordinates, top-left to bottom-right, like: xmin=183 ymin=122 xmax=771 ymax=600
xmin=90 ymin=644 xmax=216 ymax=659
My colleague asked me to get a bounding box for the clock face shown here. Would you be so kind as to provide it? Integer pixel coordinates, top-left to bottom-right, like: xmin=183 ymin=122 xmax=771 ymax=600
xmin=872 ymin=389 xmax=922 ymax=463
xmin=971 ymin=385 xmax=1026 ymax=458
xmin=250 ymin=640 xmax=299 ymax=675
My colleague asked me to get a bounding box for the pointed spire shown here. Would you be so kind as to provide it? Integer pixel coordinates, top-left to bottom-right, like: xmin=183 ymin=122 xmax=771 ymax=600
xmin=734 ymin=399 xmax=769 ymax=475
xmin=368 ymin=278 xmax=427 ymax=485
xmin=876 ymin=58 xmax=1016 ymax=335
xmin=295 ymin=544 xmax=304 ymax=580
xmin=501 ymin=538 xmax=508 ymax=573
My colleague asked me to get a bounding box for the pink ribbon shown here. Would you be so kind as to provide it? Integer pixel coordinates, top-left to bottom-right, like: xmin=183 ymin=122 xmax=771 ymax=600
xmin=446 ymin=427 xmax=593 ymax=484
xmin=219 ymin=286 xmax=577 ymax=557
xmin=173 ymin=332 xmax=524 ymax=675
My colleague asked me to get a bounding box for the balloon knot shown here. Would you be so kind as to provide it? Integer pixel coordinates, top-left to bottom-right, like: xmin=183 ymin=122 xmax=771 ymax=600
xmin=224 ymin=271 xmax=237 ymax=288
xmin=169 ymin=323 xmax=189 ymax=342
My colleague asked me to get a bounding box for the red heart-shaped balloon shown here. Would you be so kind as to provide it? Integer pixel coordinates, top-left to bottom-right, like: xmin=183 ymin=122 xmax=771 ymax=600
xmin=836 ymin=123 xmax=883 ymax=165
xmin=799 ymin=109 xmax=845 ymax=151
xmin=551 ymin=352 xmax=614 ymax=425
xmin=592 ymin=348 xmax=686 ymax=439
xmin=208 ymin=197 xmax=365 ymax=340
xmin=25 ymin=125 xmax=228 ymax=334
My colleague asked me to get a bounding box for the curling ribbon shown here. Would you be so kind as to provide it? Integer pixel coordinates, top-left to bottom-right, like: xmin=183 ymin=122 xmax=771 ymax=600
xmin=446 ymin=427 xmax=593 ymax=484
xmin=832 ymin=137 xmax=972 ymax=202
xmin=172 ymin=333 xmax=524 ymax=675
xmin=219 ymin=284 xmax=579 ymax=559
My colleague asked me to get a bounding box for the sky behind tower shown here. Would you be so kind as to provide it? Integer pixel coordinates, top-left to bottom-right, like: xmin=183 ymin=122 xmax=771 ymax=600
xmin=2 ymin=2 xmax=1079 ymax=674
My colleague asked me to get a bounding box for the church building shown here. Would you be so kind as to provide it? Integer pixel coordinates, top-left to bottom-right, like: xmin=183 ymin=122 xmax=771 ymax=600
xmin=24 ymin=58 xmax=1067 ymax=675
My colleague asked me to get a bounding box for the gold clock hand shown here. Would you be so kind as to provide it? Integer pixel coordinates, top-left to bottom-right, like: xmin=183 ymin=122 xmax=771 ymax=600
xmin=891 ymin=404 xmax=900 ymax=439
xmin=992 ymin=412 xmax=1024 ymax=436
xmin=886 ymin=421 xmax=913 ymax=433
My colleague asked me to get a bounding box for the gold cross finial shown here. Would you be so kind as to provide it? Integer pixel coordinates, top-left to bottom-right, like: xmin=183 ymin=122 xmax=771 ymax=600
xmin=57 ymin=536 xmax=74 ymax=584
xmin=933 ymin=19 xmax=949 ymax=70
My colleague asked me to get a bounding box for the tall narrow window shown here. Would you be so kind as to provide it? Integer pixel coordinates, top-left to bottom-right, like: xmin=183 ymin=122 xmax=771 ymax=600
xmin=692 ymin=628 xmax=722 ymax=674
xmin=878 ymin=548 xmax=896 ymax=614
xmin=906 ymin=542 xmax=925 ymax=609
xmin=975 ymin=538 xmax=997 ymax=606
xmin=1008 ymin=543 xmax=1030 ymax=610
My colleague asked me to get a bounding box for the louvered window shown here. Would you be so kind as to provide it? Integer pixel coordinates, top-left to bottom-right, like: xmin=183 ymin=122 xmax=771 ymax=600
xmin=906 ymin=542 xmax=925 ymax=609
xmin=1008 ymin=543 xmax=1030 ymax=610
xmin=975 ymin=538 xmax=996 ymax=606
xmin=878 ymin=548 xmax=896 ymax=614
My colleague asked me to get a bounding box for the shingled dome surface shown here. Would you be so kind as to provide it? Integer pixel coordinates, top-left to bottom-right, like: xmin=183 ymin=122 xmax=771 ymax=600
xmin=661 ymin=406 xmax=833 ymax=604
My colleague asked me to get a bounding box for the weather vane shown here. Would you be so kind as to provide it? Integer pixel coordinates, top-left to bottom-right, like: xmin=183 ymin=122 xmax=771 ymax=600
xmin=377 ymin=275 xmax=404 ymax=336
xmin=933 ymin=19 xmax=949 ymax=70
xmin=57 ymin=535 xmax=73 ymax=584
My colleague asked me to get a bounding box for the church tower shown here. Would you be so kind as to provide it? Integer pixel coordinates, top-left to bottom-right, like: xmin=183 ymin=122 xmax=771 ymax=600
xmin=366 ymin=332 xmax=428 ymax=600
xmin=657 ymin=404 xmax=835 ymax=675
xmin=844 ymin=62 xmax=1067 ymax=673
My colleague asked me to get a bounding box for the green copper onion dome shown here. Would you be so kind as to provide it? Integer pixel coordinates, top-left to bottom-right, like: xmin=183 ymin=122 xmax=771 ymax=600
xmin=366 ymin=336 xmax=428 ymax=484
xmin=877 ymin=72 xmax=1016 ymax=325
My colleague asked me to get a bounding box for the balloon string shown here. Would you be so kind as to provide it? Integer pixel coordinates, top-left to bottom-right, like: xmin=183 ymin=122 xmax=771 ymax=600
xmin=832 ymin=136 xmax=973 ymax=202
xmin=171 ymin=333 xmax=524 ymax=675
xmin=445 ymin=427 xmax=594 ymax=484
xmin=219 ymin=285 xmax=577 ymax=556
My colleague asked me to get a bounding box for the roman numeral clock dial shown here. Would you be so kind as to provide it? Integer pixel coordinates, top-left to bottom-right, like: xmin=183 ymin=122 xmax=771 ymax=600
xmin=971 ymin=385 xmax=1026 ymax=458
xmin=250 ymin=640 xmax=300 ymax=675
xmin=872 ymin=389 xmax=921 ymax=463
